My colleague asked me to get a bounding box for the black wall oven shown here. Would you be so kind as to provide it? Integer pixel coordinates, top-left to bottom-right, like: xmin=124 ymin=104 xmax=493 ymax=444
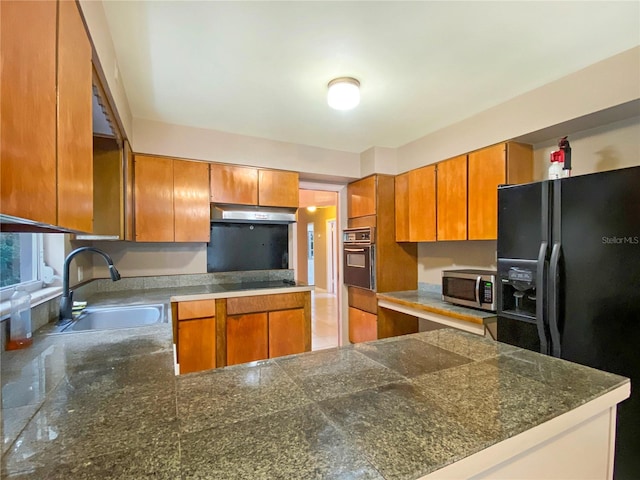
xmin=343 ymin=227 xmax=375 ymax=291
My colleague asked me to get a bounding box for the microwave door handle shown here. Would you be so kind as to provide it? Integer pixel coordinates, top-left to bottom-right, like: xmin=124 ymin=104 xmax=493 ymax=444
xmin=475 ymin=276 xmax=482 ymax=307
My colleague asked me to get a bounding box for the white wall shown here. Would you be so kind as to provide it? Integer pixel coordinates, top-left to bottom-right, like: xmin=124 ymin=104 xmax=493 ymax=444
xmin=360 ymin=147 xmax=398 ymax=177
xmin=133 ymin=118 xmax=361 ymax=179
xmin=397 ymin=47 xmax=640 ymax=174
xmin=532 ymin=116 xmax=640 ymax=180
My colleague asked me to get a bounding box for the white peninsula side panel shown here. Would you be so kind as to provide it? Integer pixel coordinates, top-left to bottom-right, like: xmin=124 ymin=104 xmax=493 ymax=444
xmin=423 ymin=384 xmax=629 ymax=480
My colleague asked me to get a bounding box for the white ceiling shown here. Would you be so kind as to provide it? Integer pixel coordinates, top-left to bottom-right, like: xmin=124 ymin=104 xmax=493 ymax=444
xmin=102 ymin=1 xmax=640 ymax=153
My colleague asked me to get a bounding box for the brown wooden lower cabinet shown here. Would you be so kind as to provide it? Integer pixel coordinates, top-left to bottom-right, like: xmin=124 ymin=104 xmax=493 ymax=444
xmin=349 ymin=307 xmax=377 ymax=343
xmin=175 ymin=291 xmax=311 ymax=373
xmin=226 ymin=312 xmax=269 ymax=366
xmin=178 ymin=317 xmax=216 ymax=374
xmin=176 ymin=299 xmax=217 ymax=374
xmin=269 ymin=308 xmax=306 ymax=358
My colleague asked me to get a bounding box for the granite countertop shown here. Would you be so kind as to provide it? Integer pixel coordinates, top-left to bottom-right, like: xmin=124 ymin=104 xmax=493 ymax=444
xmin=168 ymin=280 xmax=312 ymax=302
xmin=2 ymin=322 xmax=627 ymax=479
xmin=377 ymin=290 xmax=496 ymax=324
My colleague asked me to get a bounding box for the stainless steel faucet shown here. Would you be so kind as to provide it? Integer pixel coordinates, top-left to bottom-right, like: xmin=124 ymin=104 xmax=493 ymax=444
xmin=58 ymin=247 xmax=121 ymax=323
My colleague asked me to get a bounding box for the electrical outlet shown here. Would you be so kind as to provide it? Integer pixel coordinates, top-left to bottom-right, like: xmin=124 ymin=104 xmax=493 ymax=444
xmin=77 ymin=266 xmax=84 ymax=282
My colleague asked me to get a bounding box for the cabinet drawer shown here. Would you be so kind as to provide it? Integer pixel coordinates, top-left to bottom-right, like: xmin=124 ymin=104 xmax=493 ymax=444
xmin=227 ymin=292 xmax=306 ymax=315
xmin=348 ymin=287 xmax=377 ymax=315
xmin=177 ymin=299 xmax=216 ymax=320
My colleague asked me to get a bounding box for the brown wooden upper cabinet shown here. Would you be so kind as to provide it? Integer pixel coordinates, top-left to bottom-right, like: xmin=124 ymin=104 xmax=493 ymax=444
xmin=437 ymin=155 xmax=468 ymax=241
xmin=468 ymin=142 xmax=533 ymax=240
xmin=210 ymin=164 xmax=299 ymax=208
xmin=134 ymin=155 xmax=210 ymax=242
xmin=395 ymin=165 xmax=436 ymax=242
xmin=258 ymin=169 xmax=299 ymax=208
xmin=174 ymin=159 xmax=211 ymax=242
xmin=1 ymin=0 xmax=93 ymax=231
xmin=395 ymin=141 xmax=533 ymax=242
xmin=210 ymin=164 xmax=258 ymax=205
xmin=347 ymin=175 xmax=377 ymax=218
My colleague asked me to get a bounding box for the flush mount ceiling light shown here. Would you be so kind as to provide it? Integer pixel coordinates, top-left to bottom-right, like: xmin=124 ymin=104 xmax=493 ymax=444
xmin=327 ymin=77 xmax=360 ymax=110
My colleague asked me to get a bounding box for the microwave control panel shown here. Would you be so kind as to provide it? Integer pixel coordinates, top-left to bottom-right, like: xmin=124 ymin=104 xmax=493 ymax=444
xmin=482 ymin=281 xmax=494 ymax=303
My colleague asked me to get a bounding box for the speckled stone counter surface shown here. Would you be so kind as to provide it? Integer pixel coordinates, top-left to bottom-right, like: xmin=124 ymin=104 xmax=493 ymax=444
xmin=2 ymin=324 xmax=627 ymax=479
xmin=377 ymin=290 xmax=496 ymax=324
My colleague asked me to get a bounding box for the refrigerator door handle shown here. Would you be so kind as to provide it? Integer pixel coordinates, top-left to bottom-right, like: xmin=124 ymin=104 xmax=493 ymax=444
xmin=475 ymin=276 xmax=482 ymax=307
xmin=549 ymin=242 xmax=562 ymax=357
xmin=536 ymin=241 xmax=549 ymax=355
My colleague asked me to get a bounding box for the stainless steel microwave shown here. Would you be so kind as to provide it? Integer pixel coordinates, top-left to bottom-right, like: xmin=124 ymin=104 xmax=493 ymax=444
xmin=442 ymin=269 xmax=497 ymax=311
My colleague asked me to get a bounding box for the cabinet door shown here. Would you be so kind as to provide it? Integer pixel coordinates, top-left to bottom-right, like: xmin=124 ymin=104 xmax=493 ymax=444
xmin=57 ymin=0 xmax=93 ymax=232
xmin=124 ymin=140 xmax=135 ymax=241
xmin=178 ymin=317 xmax=216 ymax=374
xmin=395 ymin=172 xmax=410 ymax=242
xmin=134 ymin=155 xmax=174 ymax=242
xmin=268 ymin=308 xmax=306 ymax=358
xmin=348 ymin=176 xmax=376 ymax=218
xmin=174 ymin=160 xmax=210 ymax=242
xmin=437 ymin=155 xmax=467 ymax=241
xmin=468 ymin=144 xmax=506 ymax=240
xmin=91 ymin=137 xmax=122 ymax=237
xmin=0 ymin=0 xmax=57 ymax=225
xmin=227 ymin=312 xmax=268 ymax=366
xmin=506 ymin=142 xmax=534 ymax=185
xmin=210 ymin=164 xmax=258 ymax=205
xmin=258 ymin=170 xmax=299 ymax=207
xmin=410 ymin=165 xmax=436 ymax=242
xmin=348 ymin=307 xmax=377 ymax=343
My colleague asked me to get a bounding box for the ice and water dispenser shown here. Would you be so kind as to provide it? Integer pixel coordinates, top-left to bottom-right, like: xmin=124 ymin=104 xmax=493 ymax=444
xmin=497 ymin=259 xmax=538 ymax=320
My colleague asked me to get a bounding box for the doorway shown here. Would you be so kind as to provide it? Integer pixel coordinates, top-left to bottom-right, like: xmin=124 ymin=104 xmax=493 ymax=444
xmin=297 ymin=189 xmax=340 ymax=350
xmin=307 ymin=223 xmax=314 ymax=285
xmin=326 ymin=219 xmax=337 ymax=294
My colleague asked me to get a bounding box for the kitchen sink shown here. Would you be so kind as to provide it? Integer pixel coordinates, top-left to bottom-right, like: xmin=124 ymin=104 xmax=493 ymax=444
xmin=55 ymin=304 xmax=167 ymax=333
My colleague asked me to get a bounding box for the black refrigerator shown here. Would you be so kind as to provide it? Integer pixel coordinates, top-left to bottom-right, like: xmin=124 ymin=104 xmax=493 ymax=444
xmin=496 ymin=165 xmax=640 ymax=480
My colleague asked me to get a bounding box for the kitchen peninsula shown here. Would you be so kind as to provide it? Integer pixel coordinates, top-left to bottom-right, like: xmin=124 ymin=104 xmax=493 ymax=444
xmin=2 ymin=317 xmax=628 ymax=479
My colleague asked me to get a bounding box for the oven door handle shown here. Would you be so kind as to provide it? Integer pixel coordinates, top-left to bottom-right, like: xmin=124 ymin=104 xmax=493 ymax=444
xmin=475 ymin=276 xmax=482 ymax=307
xmin=344 ymin=248 xmax=366 ymax=252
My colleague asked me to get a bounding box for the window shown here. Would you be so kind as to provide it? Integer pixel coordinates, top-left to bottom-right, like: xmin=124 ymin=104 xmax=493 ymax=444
xmin=0 ymin=233 xmax=43 ymax=300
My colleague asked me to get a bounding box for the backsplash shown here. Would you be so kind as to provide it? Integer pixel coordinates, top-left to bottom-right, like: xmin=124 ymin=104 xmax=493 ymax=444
xmin=71 ymin=269 xmax=295 ymax=301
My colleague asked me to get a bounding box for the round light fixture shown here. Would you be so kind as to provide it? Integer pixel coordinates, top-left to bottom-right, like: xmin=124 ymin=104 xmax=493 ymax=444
xmin=327 ymin=77 xmax=360 ymax=110
xmin=306 ymin=206 xmax=317 ymax=213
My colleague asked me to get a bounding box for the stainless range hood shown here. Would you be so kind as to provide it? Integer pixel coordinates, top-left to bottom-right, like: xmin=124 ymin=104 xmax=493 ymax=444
xmin=211 ymin=204 xmax=297 ymax=224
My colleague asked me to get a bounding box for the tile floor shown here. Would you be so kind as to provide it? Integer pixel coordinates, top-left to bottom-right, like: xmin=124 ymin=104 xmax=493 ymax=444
xmin=311 ymin=291 xmax=339 ymax=351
